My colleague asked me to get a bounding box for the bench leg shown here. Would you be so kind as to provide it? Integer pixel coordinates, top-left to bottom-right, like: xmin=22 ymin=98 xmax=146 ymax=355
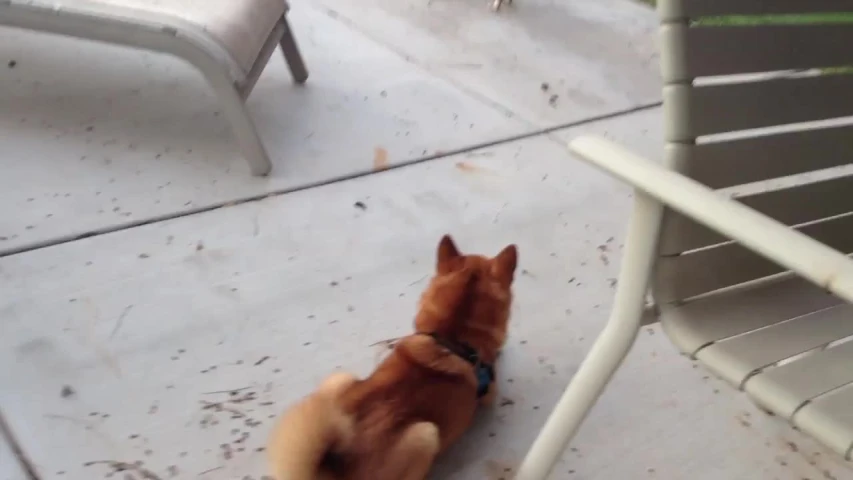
xmin=206 ymin=71 xmax=272 ymax=176
xmin=514 ymin=192 xmax=663 ymax=480
xmin=279 ymin=16 xmax=308 ymax=84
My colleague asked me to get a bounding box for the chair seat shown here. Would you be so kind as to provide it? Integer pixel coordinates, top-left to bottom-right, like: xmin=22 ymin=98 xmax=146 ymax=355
xmin=661 ymin=276 xmax=853 ymax=460
xmin=63 ymin=0 xmax=286 ymax=72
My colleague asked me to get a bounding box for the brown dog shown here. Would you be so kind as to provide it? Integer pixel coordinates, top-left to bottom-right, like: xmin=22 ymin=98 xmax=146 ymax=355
xmin=267 ymin=235 xmax=517 ymax=480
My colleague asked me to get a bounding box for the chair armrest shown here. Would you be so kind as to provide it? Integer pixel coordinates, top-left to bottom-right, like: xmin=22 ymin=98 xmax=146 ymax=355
xmin=568 ymin=135 xmax=853 ymax=304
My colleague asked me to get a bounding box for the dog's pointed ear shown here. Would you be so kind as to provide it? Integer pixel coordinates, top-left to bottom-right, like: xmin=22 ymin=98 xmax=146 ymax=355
xmin=492 ymin=244 xmax=518 ymax=284
xmin=437 ymin=235 xmax=461 ymax=273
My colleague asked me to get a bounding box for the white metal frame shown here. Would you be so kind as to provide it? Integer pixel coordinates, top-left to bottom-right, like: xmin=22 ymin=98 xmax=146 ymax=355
xmin=515 ymin=135 xmax=853 ymax=480
xmin=0 ymin=0 xmax=309 ymax=176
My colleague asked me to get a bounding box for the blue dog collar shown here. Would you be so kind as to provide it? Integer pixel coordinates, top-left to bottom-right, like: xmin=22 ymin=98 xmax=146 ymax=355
xmin=423 ymin=332 xmax=495 ymax=399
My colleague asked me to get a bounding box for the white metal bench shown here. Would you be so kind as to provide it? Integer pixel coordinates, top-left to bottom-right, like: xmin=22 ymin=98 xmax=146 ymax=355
xmin=0 ymin=0 xmax=309 ymax=176
xmin=516 ymin=0 xmax=853 ymax=477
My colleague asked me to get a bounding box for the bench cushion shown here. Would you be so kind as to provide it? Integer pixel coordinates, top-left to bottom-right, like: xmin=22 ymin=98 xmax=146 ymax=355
xmin=73 ymin=0 xmax=286 ymax=73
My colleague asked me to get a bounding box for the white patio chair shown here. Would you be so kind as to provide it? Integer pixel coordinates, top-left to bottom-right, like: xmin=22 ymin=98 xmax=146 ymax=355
xmin=0 ymin=0 xmax=309 ymax=176
xmin=516 ymin=1 xmax=853 ymax=478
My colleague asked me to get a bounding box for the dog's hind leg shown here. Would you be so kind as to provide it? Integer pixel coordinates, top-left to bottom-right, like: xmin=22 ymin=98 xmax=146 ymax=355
xmin=382 ymin=422 xmax=440 ymax=480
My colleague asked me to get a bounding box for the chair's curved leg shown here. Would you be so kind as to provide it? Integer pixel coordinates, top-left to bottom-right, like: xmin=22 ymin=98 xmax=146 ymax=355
xmin=204 ymin=70 xmax=273 ymax=176
xmin=514 ymin=192 xmax=663 ymax=480
xmin=279 ymin=15 xmax=308 ymax=84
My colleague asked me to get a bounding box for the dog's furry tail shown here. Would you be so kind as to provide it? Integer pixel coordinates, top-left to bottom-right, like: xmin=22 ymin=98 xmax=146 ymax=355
xmin=267 ymin=377 xmax=355 ymax=480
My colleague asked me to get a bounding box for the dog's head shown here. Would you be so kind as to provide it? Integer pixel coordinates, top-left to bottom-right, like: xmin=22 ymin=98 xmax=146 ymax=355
xmin=415 ymin=235 xmax=517 ymax=358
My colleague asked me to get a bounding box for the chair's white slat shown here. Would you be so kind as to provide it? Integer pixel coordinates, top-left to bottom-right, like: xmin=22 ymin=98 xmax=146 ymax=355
xmin=659 ymin=0 xmax=853 ymax=20
xmin=745 ymin=339 xmax=853 ymax=419
xmin=570 ymin=136 xmax=853 ymax=306
xmin=660 ymin=276 xmax=841 ymax=356
xmin=794 ymin=383 xmax=853 ymax=460
xmin=660 ymin=175 xmax=853 ymax=255
xmin=661 ymin=25 xmax=853 ymax=81
xmin=666 ymin=124 xmax=853 ymax=189
xmin=664 ymin=75 xmax=853 ymax=141
xmin=695 ymin=304 xmax=853 ymax=387
xmin=655 ymin=214 xmax=853 ymax=303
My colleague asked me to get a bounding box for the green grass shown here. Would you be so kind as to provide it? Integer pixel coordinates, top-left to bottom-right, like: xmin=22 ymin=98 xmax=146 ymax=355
xmin=636 ymin=0 xmax=853 ymax=26
xmin=634 ymin=3 xmax=853 ymax=74
xmin=693 ymin=13 xmax=853 ymax=74
xmin=696 ymin=12 xmax=853 ymax=26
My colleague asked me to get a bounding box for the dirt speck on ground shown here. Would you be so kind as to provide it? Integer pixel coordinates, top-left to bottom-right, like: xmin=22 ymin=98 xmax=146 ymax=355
xmin=353 ymin=201 xmax=367 ymax=210
xmin=83 ymin=460 xmax=162 ymax=480
xmin=373 ymin=147 xmax=389 ymax=171
xmin=483 ymin=459 xmax=514 ymax=480
xmin=61 ymin=385 xmax=75 ymax=398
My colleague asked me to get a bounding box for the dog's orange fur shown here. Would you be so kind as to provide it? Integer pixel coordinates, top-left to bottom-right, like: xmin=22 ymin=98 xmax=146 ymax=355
xmin=267 ymin=235 xmax=517 ymax=480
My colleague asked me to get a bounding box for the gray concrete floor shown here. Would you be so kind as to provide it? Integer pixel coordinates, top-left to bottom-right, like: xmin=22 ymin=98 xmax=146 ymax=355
xmin=1 ymin=1 xmax=850 ymax=479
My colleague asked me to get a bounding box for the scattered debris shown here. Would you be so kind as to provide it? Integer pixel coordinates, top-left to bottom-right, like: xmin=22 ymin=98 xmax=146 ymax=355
xmin=540 ymin=82 xmax=549 ymax=92
xmin=198 ymin=466 xmax=224 ymax=476
xmin=499 ymin=397 xmax=515 ymax=407
xmin=373 ymin=147 xmax=389 ymax=171
xmin=7 ymin=60 xmax=16 ymax=68
xmin=196 ymin=241 xmax=204 ymax=251
xmin=369 ymin=337 xmax=401 ymax=350
xmin=202 ymin=386 xmax=253 ymax=396
xmin=548 ymin=94 xmax=559 ymax=107
xmin=520 ymin=269 xmax=536 ymax=279
xmin=353 ymin=201 xmax=367 ymax=211
xmin=82 ymin=460 xmax=162 ymax=480
xmin=60 ymin=385 xmax=75 ymax=398
xmin=110 ymin=304 xmax=134 ymax=338
xmin=138 ymin=253 xmax=150 ymax=259
xmin=220 ymin=443 xmax=234 ymax=460
xmin=254 ymin=356 xmax=271 ymax=366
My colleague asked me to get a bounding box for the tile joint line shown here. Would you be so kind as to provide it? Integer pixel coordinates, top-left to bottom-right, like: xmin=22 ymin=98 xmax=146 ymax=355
xmin=0 ymin=100 xmax=662 ymax=259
